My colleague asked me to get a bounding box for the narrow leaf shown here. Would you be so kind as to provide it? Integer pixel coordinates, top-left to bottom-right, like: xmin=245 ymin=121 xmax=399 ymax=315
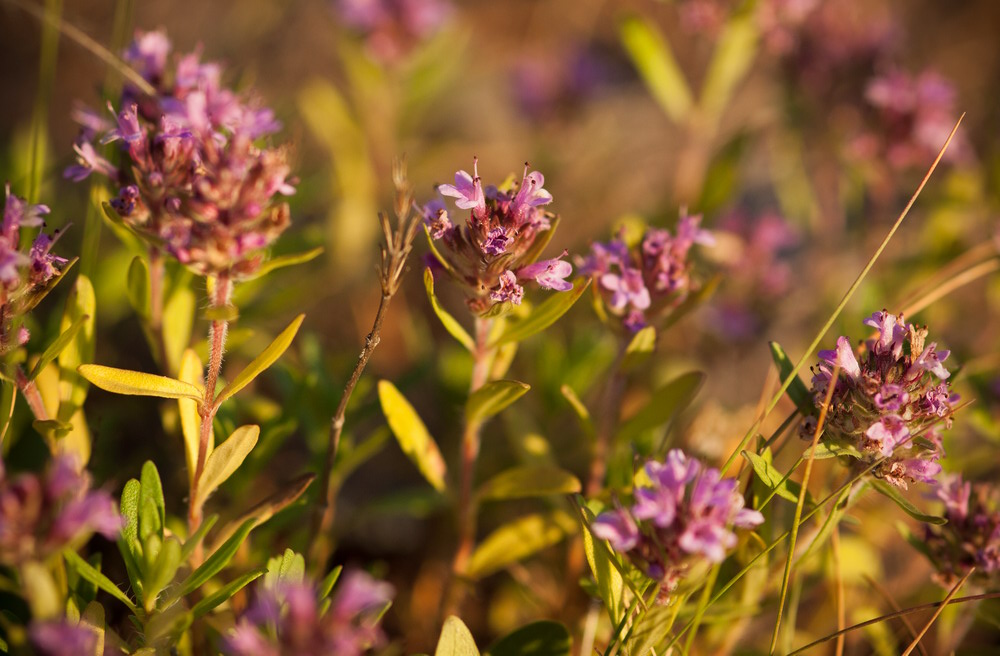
xmin=126 ymin=256 xmax=150 ymax=319
xmin=77 ymin=365 xmax=203 ymax=401
xmin=180 ymin=515 xmax=219 ymax=564
xmin=163 ymin=283 xmax=195 ymax=376
xmin=621 ymin=325 xmax=656 ymax=371
xmin=424 ymin=268 xmax=474 ymax=351
xmin=196 ymin=425 xmax=260 ymax=505
xmin=378 ymin=380 xmax=447 ymax=491
xmin=872 ymin=480 xmax=946 ymax=525
xmin=486 ymin=621 xmax=571 ymax=656
xmin=519 ymin=215 xmax=561 ymax=266
xmin=465 ymin=380 xmax=530 ymax=426
xmin=178 ymin=518 xmax=256 ymax=597
xmin=620 ymin=15 xmax=693 ymax=122
xmin=701 ymin=10 xmax=759 ymax=122
xmin=466 ymin=510 xmax=577 ymax=580
xmin=28 ymin=314 xmax=87 ymax=381
xmin=63 ymin=551 xmax=138 ymax=615
xmin=742 ymin=450 xmax=807 ymax=505
xmin=580 ymin=505 xmax=624 ymax=624
xmin=493 ymin=279 xmax=590 ymax=346
xmin=215 ymin=314 xmax=304 ymax=406
xmin=435 ymin=616 xmax=480 ymax=656
xmin=138 ymin=461 xmax=165 ymax=542
xmin=769 ymin=342 xmax=814 ymax=415
xmin=424 ymin=226 xmax=461 ymax=278
xmin=560 ymin=385 xmax=595 ymax=440
xmin=177 ymin=349 xmax=207 ymax=486
xmin=477 ymin=465 xmax=581 ymax=501
xmin=58 ymin=275 xmax=96 ymax=415
xmin=190 ymin=568 xmax=265 ymax=619
xmin=616 ymin=371 xmax=704 ymax=443
xmin=245 ymin=247 xmax=324 ymax=281
xmin=208 ymin=474 xmax=315 ymax=552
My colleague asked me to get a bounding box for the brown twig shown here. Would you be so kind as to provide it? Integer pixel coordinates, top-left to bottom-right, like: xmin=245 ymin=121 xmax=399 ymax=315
xmin=862 ymin=574 xmax=928 ymax=656
xmin=901 ymin=568 xmax=974 ymax=656
xmin=309 ymin=157 xmax=421 ymax=569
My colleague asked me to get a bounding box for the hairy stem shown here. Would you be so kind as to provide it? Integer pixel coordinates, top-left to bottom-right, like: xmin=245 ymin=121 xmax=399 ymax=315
xmin=148 ymin=247 xmax=169 ymax=370
xmin=15 ymin=366 xmax=49 ymax=422
xmin=188 ymin=274 xmax=232 ymax=540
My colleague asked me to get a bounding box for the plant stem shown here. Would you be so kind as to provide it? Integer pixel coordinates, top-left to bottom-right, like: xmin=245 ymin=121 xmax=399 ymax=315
xmin=443 ymin=316 xmax=492 ymax=617
xmin=188 ymin=273 xmax=232 ymax=541
xmin=148 ymin=247 xmax=169 ymax=370
xmin=309 ymin=289 xmax=392 ymax=568
xmin=14 ymin=366 xmax=48 ymax=422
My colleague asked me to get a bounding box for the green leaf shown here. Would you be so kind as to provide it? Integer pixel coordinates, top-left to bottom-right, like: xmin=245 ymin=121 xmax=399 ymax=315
xmin=742 ymin=450 xmax=806 ymax=505
xmin=622 ymin=326 xmax=656 ymax=371
xmin=28 ymin=314 xmax=88 ymax=381
xmin=64 ymin=551 xmax=138 ymax=615
xmin=465 ymin=380 xmax=530 ymax=426
xmin=215 ymin=314 xmax=304 ymax=406
xmin=117 ymin=479 xmax=144 ymax=601
xmin=809 ymin=437 xmax=864 ymax=460
xmin=245 ymin=247 xmax=324 ymax=281
xmin=518 ymin=215 xmax=561 ymax=266
xmin=616 ymin=371 xmax=704 ymax=443
xmin=177 ymin=518 xmax=256 ymax=598
xmin=466 ymin=510 xmax=577 ymax=580
xmin=196 ymin=425 xmax=260 ymax=505
xmin=435 ymin=616 xmax=480 ymax=656
xmin=143 ymin=537 xmax=182 ymax=611
xmin=264 ymin=549 xmax=305 ymax=590
xmin=486 ymin=621 xmax=571 ymax=656
xmin=126 ymin=256 xmax=150 ymax=319
xmin=424 ymin=226 xmax=461 ymax=279
xmin=77 ymin=365 xmax=203 ymax=402
xmin=769 ymin=342 xmax=814 ymax=415
xmin=424 ymin=268 xmax=474 ymax=351
xmin=378 ymin=380 xmax=447 ymax=492
xmin=619 ymin=14 xmax=693 ymax=123
xmin=493 ymin=279 xmax=590 ymax=346
xmin=319 ymin=565 xmax=343 ymax=601
xmin=163 ymin=283 xmax=195 ymax=376
xmin=626 ymin=604 xmax=677 ymax=655
xmin=190 ymin=567 xmax=265 ymax=620
xmin=58 ymin=275 xmax=96 ymax=415
xmin=872 ymin=480 xmax=946 ymax=525
xmin=701 ymin=10 xmax=758 ymax=122
xmin=177 ymin=349 xmax=207 ymax=486
xmin=477 ymin=466 xmax=581 ymax=501
xmin=180 ymin=515 xmax=218 ymax=564
xmin=138 ymin=461 xmax=165 ymax=543
xmin=580 ymin=505 xmax=624 ymax=624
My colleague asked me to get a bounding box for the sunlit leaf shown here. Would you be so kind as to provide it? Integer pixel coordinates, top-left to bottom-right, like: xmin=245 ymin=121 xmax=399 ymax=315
xmin=138 ymin=461 xmax=165 ymax=542
xmin=465 ymin=380 xmax=530 ymax=426
xmin=196 ymin=425 xmax=260 ymax=505
xmin=560 ymin=385 xmax=595 ymax=440
xmin=180 ymin=515 xmax=218 ymax=565
xmin=701 ymin=9 xmax=758 ymax=122
xmin=466 ymin=510 xmax=577 ymax=579
xmin=163 ymin=283 xmax=195 ymax=376
xmin=264 ymin=549 xmax=305 ymax=590
xmin=28 ymin=314 xmax=88 ymax=382
xmin=424 ymin=268 xmax=474 ymax=351
xmin=580 ymin=505 xmax=624 ymax=624
xmin=177 ymin=518 xmax=256 ymax=598
xmin=126 ymin=255 xmax=150 ymax=319
xmin=476 ymin=466 xmax=581 ymax=501
xmin=58 ymin=275 xmax=96 ymax=416
xmin=245 ymin=247 xmax=324 ymax=281
xmin=178 ymin=349 xmax=207 ymax=485
xmin=486 ymin=621 xmax=571 ymax=656
xmin=64 ymin=551 xmax=138 ymax=615
xmin=493 ymin=279 xmax=590 ymax=346
xmin=742 ymin=450 xmax=807 ymax=505
xmin=619 ymin=15 xmax=692 ymax=123
xmin=872 ymin=479 xmax=946 ymax=525
xmin=435 ymin=615 xmax=480 ymax=656
xmin=80 ymin=602 xmax=105 ymax=656
xmin=616 ymin=371 xmax=704 ymax=443
xmin=190 ymin=567 xmax=265 ymax=620
xmin=621 ymin=326 xmax=656 ymax=371
xmin=208 ymin=474 xmax=313 ymax=552
xmin=378 ymin=380 xmax=447 ymax=492
xmin=143 ymin=537 xmax=181 ymax=611
xmin=78 ymin=365 xmax=203 ymax=401
xmin=215 ymin=314 xmax=305 ymax=406
xmin=769 ymin=342 xmax=814 ymax=415
xmin=626 ymin=604 xmax=677 ymax=655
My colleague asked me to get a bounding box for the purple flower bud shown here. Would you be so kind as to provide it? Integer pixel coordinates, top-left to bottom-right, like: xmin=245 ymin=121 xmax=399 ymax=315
xmin=490 ymin=270 xmax=524 ymax=305
xmin=102 ymin=102 xmax=144 ymax=145
xmin=482 ymin=227 xmax=513 ymax=256
xmin=863 ymin=310 xmax=906 ymax=358
xmin=592 ymin=508 xmax=640 ymax=551
xmin=124 ymin=30 xmax=172 ymax=84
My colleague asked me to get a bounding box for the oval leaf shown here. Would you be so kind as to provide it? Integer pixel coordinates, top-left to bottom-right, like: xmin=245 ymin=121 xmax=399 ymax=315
xmin=78 ymin=364 xmax=203 ymax=402
xmin=477 ymin=466 xmax=581 ymax=501
xmin=616 ymin=371 xmax=704 ymax=443
xmin=872 ymin=479 xmax=946 ymax=525
xmin=769 ymin=341 xmax=814 ymax=415
xmin=493 ymin=279 xmax=590 ymax=346
xmin=196 ymin=425 xmax=260 ymax=505
xmin=486 ymin=621 xmax=571 ymax=656
xmin=28 ymin=314 xmax=88 ymax=381
xmin=741 ymin=450 xmax=806 ymax=505
xmin=465 ymin=380 xmax=530 ymax=426
xmin=435 ymin=616 xmax=480 ymax=656
xmin=215 ymin=314 xmax=304 ymax=406
xmin=424 ymin=268 xmax=474 ymax=351
xmin=621 ymin=325 xmax=656 ymax=371
xmin=378 ymin=380 xmax=447 ymax=492
xmin=620 ymin=15 xmax=693 ymax=123
xmin=126 ymin=256 xmax=150 ymax=319
xmin=178 ymin=349 xmax=208 ymax=485
xmin=466 ymin=510 xmax=577 ymax=580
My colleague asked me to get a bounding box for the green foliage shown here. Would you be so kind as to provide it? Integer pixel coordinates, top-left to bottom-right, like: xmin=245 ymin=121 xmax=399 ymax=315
xmin=768 ymin=342 xmax=814 ymax=415
xmin=465 ymin=380 xmax=530 ymax=426
xmin=378 ymin=380 xmax=447 ymax=491
xmin=493 ymin=280 xmax=590 ymax=346
xmin=476 ymin=465 xmax=581 ymax=501
xmin=196 ymin=425 xmax=260 ymax=506
xmin=619 ymin=15 xmax=692 ymax=123
xmin=742 ymin=450 xmax=809 ymax=505
xmin=215 ymin=314 xmax=305 ymax=405
xmin=424 ymin=267 xmax=474 ymax=351
xmin=177 ymin=518 xmax=257 ymax=598
xmin=435 ymin=616 xmax=480 ymax=656
xmin=615 ymin=371 xmax=704 ymax=444
xmin=77 ymin=365 xmax=203 ymax=401
xmin=871 ymin=479 xmax=946 ymax=525
xmin=466 ymin=510 xmax=577 ymax=580
xmin=486 ymin=621 xmax=571 ymax=656
xmin=126 ymin=256 xmax=150 ymax=320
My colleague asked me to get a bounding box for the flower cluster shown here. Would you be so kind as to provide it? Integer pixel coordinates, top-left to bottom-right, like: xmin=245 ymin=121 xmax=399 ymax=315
xmin=28 ymin=619 xmax=100 ymax=656
xmin=222 ymin=571 xmax=394 ymax=656
xmin=592 ymin=450 xmax=763 ymax=596
xmin=334 ymin=0 xmax=451 ymax=62
xmin=67 ymin=30 xmax=294 ymax=278
xmin=577 ymin=213 xmax=713 ymax=333
xmin=423 ymin=159 xmax=573 ymax=315
xmin=0 ymin=186 xmax=68 ymax=353
xmin=921 ymin=474 xmax=1000 ymax=587
xmin=807 ymin=311 xmax=958 ymax=488
xmin=0 ymin=455 xmax=122 ymax=565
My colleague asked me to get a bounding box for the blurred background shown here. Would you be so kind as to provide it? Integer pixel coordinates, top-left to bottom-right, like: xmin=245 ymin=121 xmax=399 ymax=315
xmin=2 ymin=0 xmax=1000 ymax=652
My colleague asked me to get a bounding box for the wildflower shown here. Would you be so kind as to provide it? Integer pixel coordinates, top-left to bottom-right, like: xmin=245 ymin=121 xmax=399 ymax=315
xmin=334 ymin=0 xmax=452 ymax=63
xmin=0 ymin=455 xmax=123 ymax=565
xmin=922 ymin=474 xmax=1000 ymax=587
xmin=591 ymin=449 xmax=762 ymax=597
xmin=423 ymin=159 xmax=574 ymax=315
xmin=806 ymin=310 xmax=958 ymax=488
xmin=29 ymin=619 xmax=99 ymax=656
xmin=578 ymin=213 xmax=711 ymax=333
xmin=67 ymin=30 xmax=294 ymax=279
xmin=222 ymin=571 xmax=394 ymax=656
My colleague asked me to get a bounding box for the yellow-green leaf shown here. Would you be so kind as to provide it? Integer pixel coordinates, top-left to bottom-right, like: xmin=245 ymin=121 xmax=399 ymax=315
xmin=701 ymin=10 xmax=758 ymax=122
xmin=78 ymin=365 xmax=204 ymax=401
xmin=378 ymin=380 xmax=446 ymax=492
xmin=63 ymin=551 xmax=138 ymax=614
xmin=621 ymin=325 xmax=656 ymax=371
xmin=435 ymin=616 xmax=480 ymax=656
xmin=126 ymin=256 xmax=150 ymax=319
xmin=465 ymin=380 xmax=529 ymax=426
xmin=769 ymin=341 xmax=814 ymax=415
xmin=476 ymin=466 xmax=581 ymax=501
xmin=616 ymin=371 xmax=704 ymax=443
xmin=424 ymin=225 xmax=461 ymax=278
xmin=215 ymin=314 xmax=304 ymax=406
xmin=620 ymin=14 xmax=693 ymax=123
xmin=178 ymin=349 xmax=208 ymax=485
xmin=28 ymin=314 xmax=88 ymax=382
xmin=493 ymin=279 xmax=590 ymax=346
xmin=466 ymin=510 xmax=577 ymax=580
xmin=245 ymin=247 xmax=324 ymax=281
xmin=581 ymin=505 xmax=624 ymax=624
xmin=424 ymin=268 xmax=474 ymax=351
xmin=196 ymin=425 xmax=259 ymax=505
xmin=58 ymin=275 xmax=96 ymax=416
xmin=163 ymin=283 xmax=195 ymax=376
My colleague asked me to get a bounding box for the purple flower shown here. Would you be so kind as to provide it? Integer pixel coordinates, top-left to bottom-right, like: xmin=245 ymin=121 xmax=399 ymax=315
xmin=511 ymin=167 xmax=553 ymax=227
xmin=63 ymin=141 xmax=117 ymax=182
xmin=818 ymin=336 xmax=861 ymax=380
xmin=592 ymin=508 xmax=639 ymax=551
xmin=517 ymin=254 xmax=573 ymax=291
xmin=935 ymin=474 xmax=970 ymax=521
xmin=124 ymin=29 xmax=171 ymax=83
xmin=482 ymin=227 xmax=513 ymax=256
xmin=910 ymin=343 xmax=951 ymax=380
xmin=576 ymin=239 xmax=628 ymax=277
xmin=863 ymin=310 xmax=906 ymax=358
xmin=102 ymin=102 xmax=144 ymax=145
xmin=490 ymin=270 xmax=524 ymax=306
xmin=29 ymin=620 xmax=98 ymax=656
xmin=865 ymin=415 xmax=910 ymax=457
xmin=874 ymin=383 xmax=908 ymax=412
xmin=600 ymin=267 xmax=650 ymax=313
xmin=438 ymin=161 xmax=485 ymax=217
